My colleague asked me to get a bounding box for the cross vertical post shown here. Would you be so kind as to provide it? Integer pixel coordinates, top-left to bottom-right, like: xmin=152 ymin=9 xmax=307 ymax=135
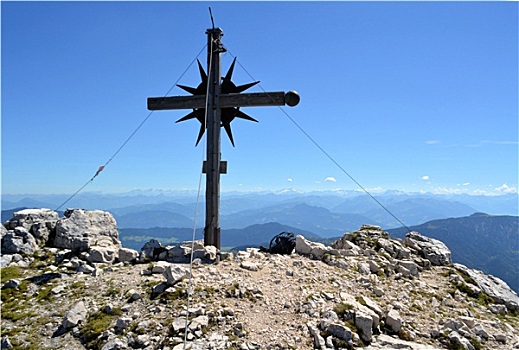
xmin=204 ymin=28 xmax=225 ymax=249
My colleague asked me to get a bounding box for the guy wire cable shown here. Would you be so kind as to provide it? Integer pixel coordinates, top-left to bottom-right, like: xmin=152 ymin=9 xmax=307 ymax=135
xmin=227 ymin=51 xmax=413 ymax=233
xmin=54 ymin=45 xmax=207 ymax=212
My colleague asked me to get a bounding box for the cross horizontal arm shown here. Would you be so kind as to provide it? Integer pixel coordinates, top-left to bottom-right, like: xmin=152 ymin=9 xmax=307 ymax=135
xmin=148 ymin=91 xmax=287 ymax=111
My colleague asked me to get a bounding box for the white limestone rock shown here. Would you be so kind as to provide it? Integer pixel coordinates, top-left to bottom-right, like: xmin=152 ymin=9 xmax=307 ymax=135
xmin=307 ymin=322 xmax=326 ymax=349
xmin=397 ymin=260 xmax=420 ymax=276
xmin=152 ymin=261 xmax=171 ymax=274
xmin=385 ymin=308 xmax=402 ymax=333
xmin=240 ymin=261 xmax=260 ymax=271
xmin=454 ymin=263 xmax=519 ymax=312
xmin=0 ymin=254 xmax=13 ymax=268
xmin=355 ymin=310 xmax=374 ymax=342
xmin=367 ymin=334 xmax=441 ymax=349
xmin=54 ymin=209 xmax=120 ymax=252
xmin=404 ymin=232 xmax=452 ymax=266
xmin=87 ymin=246 xmax=118 ymax=264
xmin=164 ymin=265 xmax=190 ymax=286
xmin=117 ymin=247 xmax=138 ymax=263
xmin=1 ymin=227 xmax=39 ymax=255
xmin=62 ymin=301 xmax=88 ymax=329
xmin=295 ymin=235 xmax=330 ymax=259
xmin=5 ymin=208 xmax=59 ymax=231
xmin=449 ymin=330 xmax=475 ymax=350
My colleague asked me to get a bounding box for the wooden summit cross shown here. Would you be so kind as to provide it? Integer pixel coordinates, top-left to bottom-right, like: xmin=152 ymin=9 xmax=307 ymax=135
xmin=147 ymin=28 xmax=299 ymax=250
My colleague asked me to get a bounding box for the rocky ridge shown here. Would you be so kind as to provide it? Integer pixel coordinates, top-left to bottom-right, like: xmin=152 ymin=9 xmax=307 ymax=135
xmin=1 ymin=208 xmax=518 ymax=349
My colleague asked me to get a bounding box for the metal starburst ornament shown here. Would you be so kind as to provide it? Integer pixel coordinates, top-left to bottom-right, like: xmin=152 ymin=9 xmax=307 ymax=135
xmin=175 ymin=58 xmax=259 ymax=146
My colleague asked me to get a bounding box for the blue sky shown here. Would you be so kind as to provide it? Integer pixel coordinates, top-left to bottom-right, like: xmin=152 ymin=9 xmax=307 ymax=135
xmin=2 ymin=1 xmax=517 ymax=196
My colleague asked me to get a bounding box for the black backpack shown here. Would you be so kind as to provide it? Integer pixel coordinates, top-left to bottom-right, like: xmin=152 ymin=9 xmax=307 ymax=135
xmin=260 ymin=232 xmax=296 ymax=255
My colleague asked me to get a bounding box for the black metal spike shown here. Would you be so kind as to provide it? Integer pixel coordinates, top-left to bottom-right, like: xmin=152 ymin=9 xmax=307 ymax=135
xmin=197 ymin=59 xmax=207 ymax=82
xmin=224 ymin=57 xmax=237 ymax=82
xmin=177 ymin=84 xmax=200 ymax=95
xmin=194 ymin=112 xmax=207 ymax=146
xmin=223 ymin=123 xmax=235 ymax=147
xmin=176 ymin=109 xmax=202 ymax=123
xmin=195 ymin=123 xmax=206 ymax=146
xmin=234 ymin=81 xmax=260 ymax=93
xmin=235 ymin=109 xmax=259 ymax=123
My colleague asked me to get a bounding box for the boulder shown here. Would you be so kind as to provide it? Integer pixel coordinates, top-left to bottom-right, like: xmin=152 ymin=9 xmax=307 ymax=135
xmin=101 ymin=338 xmax=127 ymax=350
xmin=331 ymin=235 xmax=362 ymax=255
xmin=454 ymin=263 xmax=519 ymax=311
xmin=449 ymin=330 xmax=475 ymax=350
xmin=355 ymin=310 xmax=374 ymax=342
xmin=489 ymin=304 xmax=507 ymax=315
xmin=397 ymin=260 xmax=419 ymax=276
xmin=357 ymin=295 xmax=384 ymax=318
xmin=307 ymin=322 xmax=326 ymax=349
xmin=139 ymin=239 xmax=165 ymax=261
xmin=404 ymin=231 xmax=452 ymax=266
xmin=87 ymin=246 xmax=118 ymax=264
xmin=372 ymin=334 xmax=440 ymax=349
xmin=54 ymin=209 xmax=120 ymax=252
xmin=339 ymin=292 xmax=381 ymax=334
xmin=166 ymin=245 xmax=191 ymax=263
xmin=151 ymin=261 xmax=171 ymax=274
xmin=357 ymin=261 xmax=371 ymax=275
xmin=240 ymin=261 xmax=259 ymax=271
xmin=1 ymin=227 xmax=39 ymax=255
xmin=385 ymin=308 xmax=402 ymax=333
xmin=117 ymin=247 xmax=138 ymax=263
xmin=327 ymin=323 xmax=353 ymax=341
xmin=62 ymin=301 xmax=88 ymax=329
xmin=2 ymin=279 xmax=21 ymax=289
xmin=192 ymin=245 xmax=218 ymax=261
xmin=295 ymin=235 xmax=330 ymax=259
xmin=0 ymin=254 xmax=13 ymax=268
xmin=181 ymin=240 xmax=205 ymax=251
xmin=164 ymin=265 xmax=190 ymax=286
xmin=5 ymin=208 xmax=59 ymax=231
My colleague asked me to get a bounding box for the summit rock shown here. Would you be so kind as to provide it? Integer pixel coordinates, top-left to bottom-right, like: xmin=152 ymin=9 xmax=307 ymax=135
xmin=1 ymin=209 xmax=518 ymax=349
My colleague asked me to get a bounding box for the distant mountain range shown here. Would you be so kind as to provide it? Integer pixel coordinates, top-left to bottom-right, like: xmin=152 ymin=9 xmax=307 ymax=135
xmin=3 ymin=190 xmax=517 ymax=235
xmin=388 ymin=213 xmax=519 ymax=294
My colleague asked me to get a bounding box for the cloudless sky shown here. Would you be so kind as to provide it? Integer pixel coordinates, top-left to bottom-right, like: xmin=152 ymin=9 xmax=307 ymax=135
xmin=1 ymin=1 xmax=517 ymax=196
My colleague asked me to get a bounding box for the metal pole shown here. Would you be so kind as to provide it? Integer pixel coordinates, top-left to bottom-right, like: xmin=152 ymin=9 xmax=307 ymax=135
xmin=204 ymin=28 xmax=225 ymax=249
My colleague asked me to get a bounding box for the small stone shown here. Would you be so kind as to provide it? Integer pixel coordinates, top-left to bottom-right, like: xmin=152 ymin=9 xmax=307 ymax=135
xmin=152 ymin=261 xmax=171 ymax=274
xmin=171 ymin=318 xmax=187 ymax=333
xmin=51 ymin=285 xmax=66 ymax=295
xmin=240 ymin=261 xmax=259 ymax=271
xmin=127 ymin=289 xmax=142 ymax=302
xmin=385 ymin=308 xmax=402 ymax=333
xmin=489 ymin=304 xmax=507 ymax=315
xmin=2 ymin=279 xmax=21 ymax=289
xmin=62 ymin=301 xmax=88 ymax=329
xmin=327 ymin=323 xmax=352 ymax=341
xmin=163 ymin=265 xmax=190 ymax=286
xmin=115 ymin=317 xmax=132 ymax=331
xmin=496 ymin=334 xmax=507 ymax=343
